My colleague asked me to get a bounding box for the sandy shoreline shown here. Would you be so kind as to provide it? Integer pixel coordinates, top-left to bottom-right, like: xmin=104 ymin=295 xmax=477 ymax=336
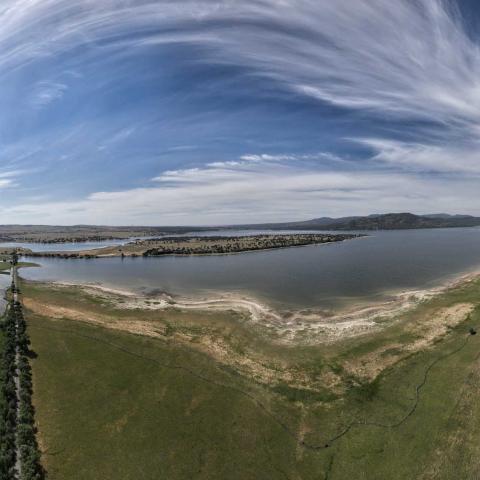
xmin=34 ymin=267 xmax=480 ymax=344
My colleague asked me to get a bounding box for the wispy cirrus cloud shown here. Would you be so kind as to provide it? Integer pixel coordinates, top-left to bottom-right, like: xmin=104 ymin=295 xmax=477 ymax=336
xmin=0 ymin=170 xmax=20 ymax=189
xmin=0 ymin=178 xmax=14 ymax=189
xmin=356 ymin=138 xmax=480 ymax=175
xmin=1 ymin=0 xmax=479 ymax=128
xmin=1 ymin=0 xmax=480 ymax=223
xmin=30 ymin=81 xmax=68 ymax=108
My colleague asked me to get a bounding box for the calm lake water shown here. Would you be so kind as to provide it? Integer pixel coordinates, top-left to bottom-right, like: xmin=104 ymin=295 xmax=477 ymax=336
xmin=0 ymin=238 xmax=136 ymax=252
xmin=19 ymin=228 xmax=480 ymax=311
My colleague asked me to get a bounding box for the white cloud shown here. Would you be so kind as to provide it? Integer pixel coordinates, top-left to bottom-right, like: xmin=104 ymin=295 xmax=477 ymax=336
xmin=0 ymin=170 xmax=19 ymax=189
xmin=357 ymin=138 xmax=480 ymax=175
xmin=1 ymin=152 xmax=479 ymax=224
xmin=1 ymin=1 xmax=480 ymax=223
xmin=30 ymin=82 xmax=67 ymax=108
xmin=240 ymin=154 xmax=296 ymax=162
xmin=2 ymin=0 xmax=480 ymax=131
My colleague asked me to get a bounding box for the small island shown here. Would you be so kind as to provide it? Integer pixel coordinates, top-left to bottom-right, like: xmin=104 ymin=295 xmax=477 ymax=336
xmin=26 ymin=233 xmax=363 ymax=258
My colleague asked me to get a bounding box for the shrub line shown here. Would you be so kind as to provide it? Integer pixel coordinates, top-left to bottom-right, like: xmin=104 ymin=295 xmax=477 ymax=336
xmin=1 ymin=262 xmax=46 ymax=479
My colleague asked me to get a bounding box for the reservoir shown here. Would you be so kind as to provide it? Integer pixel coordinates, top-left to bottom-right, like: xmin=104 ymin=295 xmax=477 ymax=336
xmin=19 ymin=228 xmax=480 ymax=311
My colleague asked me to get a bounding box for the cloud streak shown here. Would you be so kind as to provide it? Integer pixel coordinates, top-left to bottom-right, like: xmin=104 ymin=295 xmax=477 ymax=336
xmin=1 ymin=1 xmax=480 ymax=223
xmin=2 ymin=1 xmax=479 ymax=127
xmin=0 ymin=170 xmax=20 ymax=189
xmin=30 ymin=81 xmax=68 ymax=108
xmin=1 ymin=153 xmax=478 ymax=225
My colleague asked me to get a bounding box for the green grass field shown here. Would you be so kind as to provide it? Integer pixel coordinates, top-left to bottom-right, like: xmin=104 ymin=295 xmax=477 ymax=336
xmin=23 ymin=279 xmax=480 ymax=479
xmin=0 ymin=262 xmax=10 ymax=271
xmin=0 ymin=261 xmax=37 ymax=272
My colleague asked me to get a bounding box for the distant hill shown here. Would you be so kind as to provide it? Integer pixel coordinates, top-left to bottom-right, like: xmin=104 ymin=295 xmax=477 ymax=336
xmin=236 ymin=213 xmax=480 ymax=231
xmin=1 ymin=213 xmax=480 ymax=241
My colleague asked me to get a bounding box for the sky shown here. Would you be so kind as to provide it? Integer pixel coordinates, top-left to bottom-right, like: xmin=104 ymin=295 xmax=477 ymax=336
xmin=1 ymin=0 xmax=480 ymax=225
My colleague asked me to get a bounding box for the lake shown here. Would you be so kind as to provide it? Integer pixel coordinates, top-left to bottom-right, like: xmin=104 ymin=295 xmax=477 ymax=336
xmin=0 ymin=238 xmax=136 ymax=252
xmin=19 ymin=227 xmax=480 ymax=311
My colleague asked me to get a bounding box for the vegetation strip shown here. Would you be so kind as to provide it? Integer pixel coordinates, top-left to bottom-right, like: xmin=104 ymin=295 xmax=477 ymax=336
xmin=0 ymin=263 xmax=45 ymax=479
xmin=1 ymin=296 xmax=18 ymax=477
xmin=28 ymin=322 xmax=476 ymax=452
xmin=25 ymin=233 xmax=361 ymax=259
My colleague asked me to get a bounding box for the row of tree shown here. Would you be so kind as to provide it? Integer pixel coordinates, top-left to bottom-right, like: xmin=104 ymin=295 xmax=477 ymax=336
xmin=0 ymin=294 xmax=45 ymax=479
xmin=15 ymin=300 xmax=45 ymax=480
xmin=0 ymin=301 xmax=18 ymax=478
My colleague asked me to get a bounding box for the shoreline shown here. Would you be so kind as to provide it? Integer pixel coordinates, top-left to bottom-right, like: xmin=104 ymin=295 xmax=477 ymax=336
xmin=23 ymin=267 xmax=480 ymax=344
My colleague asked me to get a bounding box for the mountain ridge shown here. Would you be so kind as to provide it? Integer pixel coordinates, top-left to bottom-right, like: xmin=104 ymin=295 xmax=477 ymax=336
xmin=234 ymin=212 xmax=480 ymax=231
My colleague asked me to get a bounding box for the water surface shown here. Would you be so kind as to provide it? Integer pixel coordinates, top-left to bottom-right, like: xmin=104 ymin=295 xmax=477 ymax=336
xmin=21 ymin=228 xmax=480 ymax=311
xmin=0 ymin=238 xmax=136 ymax=252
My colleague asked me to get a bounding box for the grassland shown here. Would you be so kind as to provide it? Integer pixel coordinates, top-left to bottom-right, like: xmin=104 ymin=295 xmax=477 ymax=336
xmin=0 ymin=252 xmax=10 ymax=271
xmin=20 ymin=277 xmax=480 ymax=479
xmin=0 ymin=260 xmax=38 ymax=272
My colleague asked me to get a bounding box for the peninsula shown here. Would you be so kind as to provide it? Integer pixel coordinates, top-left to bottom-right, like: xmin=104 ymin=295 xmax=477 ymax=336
xmin=25 ymin=233 xmax=361 ymax=258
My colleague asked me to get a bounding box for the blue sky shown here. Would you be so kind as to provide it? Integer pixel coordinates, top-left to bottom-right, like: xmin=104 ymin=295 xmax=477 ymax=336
xmin=1 ymin=0 xmax=480 ymax=225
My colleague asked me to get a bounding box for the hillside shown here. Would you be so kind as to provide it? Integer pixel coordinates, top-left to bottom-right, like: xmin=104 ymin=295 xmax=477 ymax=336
xmin=1 ymin=213 xmax=480 ymax=244
xmin=240 ymin=213 xmax=480 ymax=231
